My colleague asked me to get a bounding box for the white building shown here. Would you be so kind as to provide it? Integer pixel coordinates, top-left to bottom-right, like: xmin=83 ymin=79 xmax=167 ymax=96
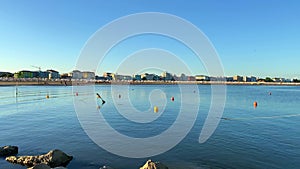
xmin=180 ymin=73 xmax=188 ymax=81
xmin=47 ymin=69 xmax=60 ymax=79
xmin=69 ymin=70 xmax=95 ymax=79
xmin=70 ymin=70 xmax=83 ymax=79
xmin=82 ymin=71 xmax=95 ymax=79
xmin=161 ymin=72 xmax=173 ymax=81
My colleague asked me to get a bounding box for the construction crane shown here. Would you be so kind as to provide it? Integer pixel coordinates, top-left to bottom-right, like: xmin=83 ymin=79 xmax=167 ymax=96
xmin=31 ymin=65 xmax=42 ymax=81
xmin=31 ymin=65 xmax=41 ymax=72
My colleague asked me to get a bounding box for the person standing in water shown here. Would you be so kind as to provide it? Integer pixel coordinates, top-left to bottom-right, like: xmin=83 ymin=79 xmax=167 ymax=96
xmin=96 ymin=93 xmax=106 ymax=105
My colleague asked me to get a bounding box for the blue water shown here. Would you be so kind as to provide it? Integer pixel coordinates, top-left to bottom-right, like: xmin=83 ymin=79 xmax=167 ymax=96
xmin=0 ymin=85 xmax=300 ymax=169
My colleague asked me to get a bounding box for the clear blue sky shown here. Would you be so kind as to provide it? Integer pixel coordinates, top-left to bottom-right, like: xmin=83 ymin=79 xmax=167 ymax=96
xmin=0 ymin=0 xmax=299 ymax=78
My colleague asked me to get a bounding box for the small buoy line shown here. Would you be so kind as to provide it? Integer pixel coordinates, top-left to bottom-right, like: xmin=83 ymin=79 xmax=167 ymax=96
xmin=0 ymin=90 xmax=98 ymax=105
xmin=219 ymin=92 xmax=300 ymax=121
xmin=221 ymin=113 xmax=300 ymax=121
xmin=0 ymin=91 xmax=72 ymax=100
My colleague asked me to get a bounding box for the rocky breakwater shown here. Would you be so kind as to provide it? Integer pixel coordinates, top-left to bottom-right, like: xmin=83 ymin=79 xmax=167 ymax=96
xmin=5 ymin=149 xmax=72 ymax=168
xmin=0 ymin=145 xmax=18 ymax=157
xmin=99 ymin=160 xmax=169 ymax=169
xmin=140 ymin=160 xmax=169 ymax=169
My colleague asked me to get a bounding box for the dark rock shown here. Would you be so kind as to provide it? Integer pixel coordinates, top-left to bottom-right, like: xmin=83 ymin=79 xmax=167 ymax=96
xmin=28 ymin=163 xmax=68 ymax=169
xmin=29 ymin=163 xmax=51 ymax=169
xmin=5 ymin=149 xmax=72 ymax=168
xmin=140 ymin=160 xmax=168 ymax=169
xmin=99 ymin=166 xmax=115 ymax=169
xmin=0 ymin=145 xmax=18 ymax=157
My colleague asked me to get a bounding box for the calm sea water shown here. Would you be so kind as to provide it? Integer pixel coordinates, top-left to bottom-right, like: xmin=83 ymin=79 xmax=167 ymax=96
xmin=0 ymin=85 xmax=300 ymax=169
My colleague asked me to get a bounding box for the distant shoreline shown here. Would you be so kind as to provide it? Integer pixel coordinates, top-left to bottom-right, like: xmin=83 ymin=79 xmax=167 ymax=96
xmin=1 ymin=80 xmax=300 ymax=86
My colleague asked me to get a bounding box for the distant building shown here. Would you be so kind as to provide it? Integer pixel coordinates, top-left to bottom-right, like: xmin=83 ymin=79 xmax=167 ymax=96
xmin=133 ymin=74 xmax=141 ymax=81
xmin=180 ymin=73 xmax=188 ymax=81
xmin=68 ymin=70 xmax=95 ymax=79
xmin=173 ymin=74 xmax=180 ymax=81
xmin=103 ymin=72 xmax=115 ymax=80
xmin=249 ymin=76 xmax=257 ymax=82
xmin=47 ymin=70 xmax=60 ymax=79
xmin=114 ymin=74 xmax=121 ymax=80
xmin=284 ymin=79 xmax=292 ymax=82
xmin=187 ymin=76 xmax=196 ymax=81
xmin=14 ymin=70 xmax=33 ymax=78
xmin=272 ymin=77 xmax=286 ymax=82
xmin=39 ymin=71 xmax=50 ymax=79
xmin=233 ymin=75 xmax=243 ymax=82
xmin=272 ymin=78 xmax=279 ymax=82
xmin=60 ymin=73 xmax=71 ymax=79
xmin=257 ymin=78 xmax=266 ymax=82
xmin=95 ymin=76 xmax=106 ymax=81
xmin=0 ymin=72 xmax=13 ymax=77
xmin=209 ymin=76 xmax=226 ymax=81
xmin=141 ymin=73 xmax=157 ymax=81
xmin=123 ymin=75 xmax=132 ymax=80
xmin=242 ymin=76 xmax=257 ymax=82
xmin=195 ymin=75 xmax=210 ymax=81
xmin=161 ymin=72 xmax=173 ymax=81
xmin=226 ymin=77 xmax=234 ymax=82
xmin=243 ymin=76 xmax=249 ymax=82
xmin=82 ymin=71 xmax=95 ymax=79
xmin=153 ymin=74 xmax=160 ymax=81
xmin=70 ymin=70 xmax=83 ymax=79
xmin=114 ymin=74 xmax=132 ymax=81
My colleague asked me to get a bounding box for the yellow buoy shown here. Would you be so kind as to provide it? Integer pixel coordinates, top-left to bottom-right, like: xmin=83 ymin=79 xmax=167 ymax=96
xmin=154 ymin=106 xmax=158 ymax=113
xmin=46 ymin=95 xmax=50 ymax=99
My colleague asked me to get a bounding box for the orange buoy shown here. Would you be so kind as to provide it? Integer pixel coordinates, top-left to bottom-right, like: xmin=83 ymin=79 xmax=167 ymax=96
xmin=46 ymin=95 xmax=50 ymax=99
xmin=154 ymin=106 xmax=158 ymax=113
xmin=253 ymin=101 xmax=258 ymax=108
xmin=171 ymin=96 xmax=174 ymax=101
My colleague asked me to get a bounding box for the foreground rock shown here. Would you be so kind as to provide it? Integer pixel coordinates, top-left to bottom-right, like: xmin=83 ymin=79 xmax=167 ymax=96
xmin=29 ymin=163 xmax=51 ymax=169
xmin=140 ymin=160 xmax=168 ymax=169
xmin=0 ymin=145 xmax=18 ymax=157
xmin=6 ymin=149 xmax=72 ymax=168
xmin=28 ymin=163 xmax=68 ymax=169
xmin=99 ymin=166 xmax=115 ymax=169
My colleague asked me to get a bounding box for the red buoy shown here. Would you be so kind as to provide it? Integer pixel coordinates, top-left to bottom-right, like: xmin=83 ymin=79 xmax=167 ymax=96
xmin=253 ymin=101 xmax=258 ymax=108
xmin=171 ymin=96 xmax=174 ymax=101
